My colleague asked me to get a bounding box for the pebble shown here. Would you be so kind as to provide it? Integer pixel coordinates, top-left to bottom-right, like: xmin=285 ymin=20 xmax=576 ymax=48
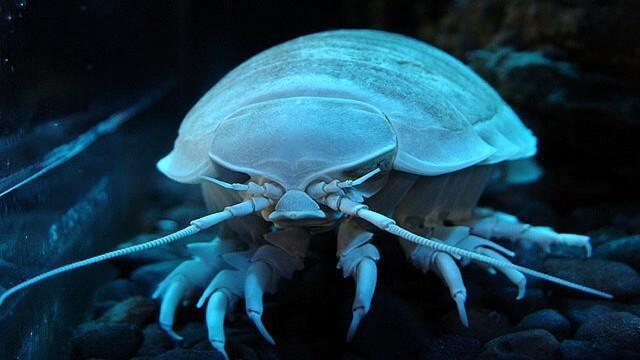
xmin=439 ymin=307 xmax=512 ymax=342
xmin=421 ymin=335 xmax=481 ymax=360
xmin=349 ymin=290 xmax=433 ymax=359
xmin=137 ymin=323 xmax=175 ymax=356
xmin=558 ymin=298 xmax=619 ymax=326
xmin=516 ymin=309 xmax=571 ymax=339
xmin=154 ymin=349 xmax=225 ymax=360
xmin=480 ymin=329 xmax=559 ymax=359
xmin=594 ymin=235 xmax=640 ymax=271
xmin=575 ymin=312 xmax=640 ymax=353
xmin=96 ymin=296 xmax=157 ymax=327
xmin=94 ymin=279 xmax=143 ymax=303
xmin=481 ymin=287 xmax=548 ymax=320
xmin=130 ymin=260 xmax=182 ymax=294
xmin=164 ymin=205 xmax=206 ymax=227
xmin=71 ymin=322 xmax=143 ymax=360
xmin=178 ymin=321 xmax=208 ymax=348
xmin=544 ymin=258 xmax=640 ymax=299
xmin=560 ymin=339 xmax=639 ymax=360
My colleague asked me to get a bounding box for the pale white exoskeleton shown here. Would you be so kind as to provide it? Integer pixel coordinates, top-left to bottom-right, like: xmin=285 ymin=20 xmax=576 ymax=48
xmin=0 ymin=30 xmax=609 ymax=359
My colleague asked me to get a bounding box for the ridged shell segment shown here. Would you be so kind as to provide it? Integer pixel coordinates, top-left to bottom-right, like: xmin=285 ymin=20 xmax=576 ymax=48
xmin=158 ymin=30 xmax=536 ymax=183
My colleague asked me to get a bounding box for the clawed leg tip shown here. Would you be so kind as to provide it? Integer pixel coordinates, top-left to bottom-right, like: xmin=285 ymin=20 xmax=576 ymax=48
xmin=248 ymin=311 xmax=276 ymax=345
xmin=196 ymin=295 xmax=208 ymax=308
xmin=516 ymin=280 xmax=527 ymax=300
xmin=210 ymin=340 xmax=228 ymax=360
xmin=347 ymin=308 xmax=365 ymax=342
xmin=453 ymin=293 xmax=468 ymax=328
xmin=160 ymin=323 xmax=183 ymax=342
xmin=198 ymin=287 xmax=215 ymax=309
xmin=458 ymin=312 xmax=469 ymax=328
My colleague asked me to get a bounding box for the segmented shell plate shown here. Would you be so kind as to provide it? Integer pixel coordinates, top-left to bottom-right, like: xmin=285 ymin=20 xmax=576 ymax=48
xmin=158 ymin=30 xmax=536 ymax=183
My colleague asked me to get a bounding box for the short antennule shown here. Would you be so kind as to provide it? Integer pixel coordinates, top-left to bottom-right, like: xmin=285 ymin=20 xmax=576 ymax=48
xmin=337 ymin=168 xmax=381 ymax=188
xmin=201 ymin=176 xmax=249 ymax=191
xmin=307 ymin=168 xmax=382 ymax=199
xmin=319 ymin=194 xmax=613 ymax=300
xmin=200 ymin=176 xmax=283 ymax=199
xmin=0 ymin=197 xmax=273 ymax=307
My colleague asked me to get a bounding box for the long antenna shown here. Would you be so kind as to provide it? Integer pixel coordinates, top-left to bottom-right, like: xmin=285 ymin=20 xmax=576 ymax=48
xmin=319 ymin=194 xmax=613 ymax=300
xmin=0 ymin=197 xmax=273 ymax=307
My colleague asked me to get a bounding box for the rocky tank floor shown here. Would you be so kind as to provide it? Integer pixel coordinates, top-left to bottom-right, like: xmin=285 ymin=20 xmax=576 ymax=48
xmin=67 ymin=175 xmax=640 ymax=360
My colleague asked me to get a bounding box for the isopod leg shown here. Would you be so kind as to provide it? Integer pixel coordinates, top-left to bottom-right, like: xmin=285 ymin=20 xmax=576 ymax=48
xmin=245 ymin=260 xmax=276 ymax=345
xmin=463 ymin=208 xmax=591 ymax=256
xmin=206 ymin=290 xmax=235 ymax=360
xmin=337 ymin=220 xmax=380 ymax=341
xmin=244 ymin=230 xmax=308 ymax=345
xmin=197 ymin=266 xmax=248 ymax=359
xmin=397 ymin=224 xmax=531 ymax=325
xmin=433 ymin=252 xmax=468 ymax=327
xmin=152 ymin=257 xmax=219 ymax=340
xmin=153 ymin=238 xmax=239 ymax=343
xmin=347 ymin=257 xmax=377 ymax=341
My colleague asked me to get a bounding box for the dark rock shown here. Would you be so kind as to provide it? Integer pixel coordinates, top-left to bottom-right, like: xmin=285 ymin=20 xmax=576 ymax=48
xmin=544 ymin=258 xmax=640 ymax=299
xmin=421 ymin=335 xmax=481 ymax=360
xmin=131 ymin=260 xmax=181 ymax=294
xmin=96 ymin=296 xmax=157 ymax=327
xmin=255 ymin=342 xmax=280 ymax=360
xmin=516 ymin=309 xmax=571 ymax=339
xmin=191 ymin=340 xmax=213 ymax=351
xmin=560 ymin=339 xmax=639 ymax=360
xmin=137 ymin=323 xmax=175 ymax=356
xmin=178 ymin=321 xmax=208 ymax=348
xmin=154 ymin=348 xmax=225 ymax=360
xmin=342 ymin=352 xmax=366 ymax=360
xmin=575 ymin=312 xmax=640 ymax=353
xmin=421 ymin=0 xmax=640 ymax=83
xmin=71 ymin=322 xmax=143 ymax=360
xmin=164 ymin=205 xmax=205 ymax=227
xmin=271 ymin=338 xmax=318 ymax=359
xmin=558 ymin=298 xmax=619 ymax=326
xmin=560 ymin=298 xmax=640 ymax=325
xmin=439 ymin=307 xmax=512 ymax=342
xmin=94 ymin=279 xmax=143 ymax=303
xmin=234 ymin=344 xmax=259 ymax=360
xmin=465 ymin=41 xmax=640 ymax=205
xmin=469 ymin=47 xmax=578 ymax=111
xmin=349 ymin=290 xmax=433 ymax=359
xmin=587 ymin=227 xmax=630 ymax=248
xmin=480 ymin=329 xmax=559 ymax=359
xmin=481 ymin=287 xmax=548 ymax=320
xmin=594 ymin=235 xmax=640 ymax=271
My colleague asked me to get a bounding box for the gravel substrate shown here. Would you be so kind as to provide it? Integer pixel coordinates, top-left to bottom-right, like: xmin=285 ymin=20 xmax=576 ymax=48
xmin=68 ymin=181 xmax=640 ymax=360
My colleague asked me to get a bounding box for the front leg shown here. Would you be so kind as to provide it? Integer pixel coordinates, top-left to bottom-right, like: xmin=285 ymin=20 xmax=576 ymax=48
xmin=462 ymin=208 xmax=591 ymax=256
xmin=155 ymin=227 xmax=308 ymax=358
xmin=398 ymin=225 xmax=526 ymax=327
xmin=152 ymin=237 xmax=239 ymax=341
xmin=337 ymin=219 xmax=380 ymax=341
xmin=244 ymin=227 xmax=309 ymax=344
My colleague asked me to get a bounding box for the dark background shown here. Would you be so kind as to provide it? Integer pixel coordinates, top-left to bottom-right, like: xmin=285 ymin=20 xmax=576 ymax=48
xmin=2 ymin=0 xmax=639 ymax=206
xmin=1 ymin=0 xmax=639 ymax=359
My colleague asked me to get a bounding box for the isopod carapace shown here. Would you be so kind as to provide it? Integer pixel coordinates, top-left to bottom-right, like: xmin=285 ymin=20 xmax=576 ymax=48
xmin=0 ymin=30 xmax=610 ymax=359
